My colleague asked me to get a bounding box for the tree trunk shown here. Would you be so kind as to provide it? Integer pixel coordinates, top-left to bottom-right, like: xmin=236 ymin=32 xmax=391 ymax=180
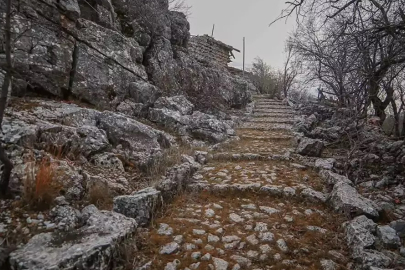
xmin=0 ymin=0 xmax=14 ymax=195
xmin=391 ymin=99 xmax=400 ymax=137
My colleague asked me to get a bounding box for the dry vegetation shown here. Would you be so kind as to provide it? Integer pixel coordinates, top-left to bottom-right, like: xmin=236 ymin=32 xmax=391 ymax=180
xmin=22 ymin=158 xmax=63 ymax=211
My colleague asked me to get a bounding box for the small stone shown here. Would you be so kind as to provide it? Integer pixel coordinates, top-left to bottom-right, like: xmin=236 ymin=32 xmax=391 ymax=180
xmin=260 ymin=244 xmax=272 ymax=253
xmin=247 ymin=250 xmax=259 ymax=259
xmin=246 ymin=234 xmax=259 ymax=245
xmin=189 ymin=263 xmax=199 ymax=269
xmin=184 ymin=243 xmax=197 ymax=251
xmin=283 ymin=187 xmax=296 ymax=196
xmin=241 ymin=204 xmax=256 ymax=210
xmin=230 ymin=255 xmax=252 ymax=267
xmin=258 ymin=232 xmax=274 ymax=242
xmin=205 ymin=244 xmax=215 ymax=251
xmin=213 ymin=203 xmax=223 ymax=209
xmin=208 ymin=233 xmax=220 ymax=243
xmin=158 ymin=223 xmax=173 ymax=236
xmin=277 ymin=239 xmax=288 ymax=252
xmin=191 ymin=252 xmax=202 ymax=260
xmin=26 ymin=217 xmax=32 ymax=224
xmin=222 ymin=235 xmax=241 ymax=243
xmin=205 ymin=209 xmax=215 ymax=218
xmin=229 ymin=213 xmax=244 ymax=223
xmin=216 ymin=228 xmax=224 ymax=234
xmin=160 ymin=242 xmax=179 ymax=255
xmin=254 ymin=222 xmax=268 ymax=232
xmin=320 ymin=259 xmax=338 ymax=270
xmin=284 ymin=215 xmax=294 ymax=222
xmin=307 ymin=226 xmax=327 ymax=234
xmin=212 ymin=257 xmax=229 ymax=270
xmin=193 ymin=229 xmax=206 ymax=235
xmin=202 ymin=253 xmax=212 ymax=261
xmin=22 ymin=227 xmax=30 ymax=235
xmin=274 ymin=253 xmax=282 ymax=261
xmin=174 ymin=235 xmax=184 ymax=244
xmin=216 ymin=248 xmax=225 ymax=255
xmin=193 ymin=239 xmax=203 ymax=244
xmin=259 ymin=206 xmax=279 ymax=215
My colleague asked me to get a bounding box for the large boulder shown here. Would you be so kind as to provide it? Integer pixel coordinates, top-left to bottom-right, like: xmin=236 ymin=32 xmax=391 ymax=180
xmin=96 ymin=111 xmax=175 ymax=167
xmin=328 ymin=181 xmax=380 ymax=219
xmin=113 ymin=187 xmax=161 ymax=227
xmin=297 ymin=138 xmax=324 ymax=157
xmin=9 ymin=205 xmax=137 ymax=270
xmin=149 ymin=96 xmax=236 ymax=143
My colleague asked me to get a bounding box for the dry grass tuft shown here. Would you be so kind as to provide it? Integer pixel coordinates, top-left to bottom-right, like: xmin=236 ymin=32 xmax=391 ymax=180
xmin=145 ymin=144 xmax=201 ymax=185
xmin=87 ymin=181 xmax=114 ymax=210
xmin=23 ymin=158 xmax=63 ymax=210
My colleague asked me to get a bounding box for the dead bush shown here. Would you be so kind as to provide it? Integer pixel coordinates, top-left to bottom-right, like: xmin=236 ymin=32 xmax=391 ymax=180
xmin=23 ymin=158 xmax=63 ymax=210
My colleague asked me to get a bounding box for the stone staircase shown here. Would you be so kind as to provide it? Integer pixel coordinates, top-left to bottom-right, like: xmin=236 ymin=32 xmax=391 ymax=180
xmin=135 ymin=95 xmax=351 ymax=269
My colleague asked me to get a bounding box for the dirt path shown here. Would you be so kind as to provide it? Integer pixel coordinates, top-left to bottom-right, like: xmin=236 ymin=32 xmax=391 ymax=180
xmin=136 ymin=96 xmax=351 ymax=270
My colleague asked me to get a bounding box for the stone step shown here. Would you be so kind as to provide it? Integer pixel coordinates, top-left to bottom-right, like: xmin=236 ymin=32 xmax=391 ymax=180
xmin=247 ymin=118 xmax=295 ymax=124
xmin=255 ymin=101 xmax=284 ymax=105
xmin=239 ymin=123 xmax=293 ymax=131
xmin=252 ymin=113 xmax=296 ymax=118
xmin=253 ymin=109 xmax=295 ymax=114
xmin=255 ymin=105 xmax=290 ymax=110
xmin=239 ymin=135 xmax=293 ymax=141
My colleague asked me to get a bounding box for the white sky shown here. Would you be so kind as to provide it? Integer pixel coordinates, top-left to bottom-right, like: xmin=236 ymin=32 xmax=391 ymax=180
xmin=183 ymin=0 xmax=296 ymax=70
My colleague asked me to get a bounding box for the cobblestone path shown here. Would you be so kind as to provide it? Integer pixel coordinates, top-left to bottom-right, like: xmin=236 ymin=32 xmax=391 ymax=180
xmin=138 ymin=96 xmax=351 ymax=270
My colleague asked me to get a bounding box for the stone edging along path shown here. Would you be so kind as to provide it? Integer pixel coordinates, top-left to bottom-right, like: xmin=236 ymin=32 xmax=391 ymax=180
xmin=121 ymin=96 xmax=372 ymax=270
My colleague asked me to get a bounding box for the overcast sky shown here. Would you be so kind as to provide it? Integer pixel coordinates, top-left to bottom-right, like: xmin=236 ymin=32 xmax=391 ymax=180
xmin=183 ymin=0 xmax=296 ymax=70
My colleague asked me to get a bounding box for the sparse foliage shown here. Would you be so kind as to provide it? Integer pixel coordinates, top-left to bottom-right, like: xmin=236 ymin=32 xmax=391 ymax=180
xmin=278 ymin=0 xmax=405 ymax=138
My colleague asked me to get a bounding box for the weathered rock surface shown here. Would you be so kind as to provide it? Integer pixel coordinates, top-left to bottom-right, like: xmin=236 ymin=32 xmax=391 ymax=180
xmin=113 ymin=187 xmax=161 ymax=227
xmin=0 ymin=0 xmax=254 ymax=112
xmin=297 ymin=138 xmax=324 ymax=157
xmin=9 ymin=205 xmax=137 ymax=270
xmin=329 ymin=181 xmax=380 ymax=219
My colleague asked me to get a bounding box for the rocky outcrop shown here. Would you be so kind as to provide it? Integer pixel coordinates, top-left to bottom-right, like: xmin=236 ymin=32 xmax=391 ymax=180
xmin=149 ymin=95 xmax=236 ymax=143
xmin=0 ymin=0 xmax=254 ymax=113
xmin=3 ymin=99 xmax=175 ymax=194
xmin=9 ymin=205 xmax=137 ymax=270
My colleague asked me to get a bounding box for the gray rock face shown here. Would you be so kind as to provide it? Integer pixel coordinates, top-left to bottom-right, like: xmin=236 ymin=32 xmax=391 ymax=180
xmin=113 ymin=187 xmax=161 ymax=227
xmin=376 ymin=225 xmax=401 ymax=249
xmin=155 ymin=95 xmax=194 ymax=115
xmin=97 ymin=111 xmax=174 ymax=167
xmin=301 ymin=188 xmax=327 ymax=203
xmin=297 ymin=138 xmax=324 ymax=157
xmin=2 ymin=0 xmax=253 ymax=113
xmin=329 ymin=181 xmax=380 ymax=219
xmin=315 ymin=158 xmax=336 ymax=170
xmin=345 ymin=216 xmax=377 ymax=256
xmin=149 ymin=96 xmax=236 ymax=143
xmin=9 ymin=205 xmax=137 ymax=270
xmin=389 ymin=219 xmax=405 ymax=237
xmin=320 ymin=170 xmax=353 ymax=188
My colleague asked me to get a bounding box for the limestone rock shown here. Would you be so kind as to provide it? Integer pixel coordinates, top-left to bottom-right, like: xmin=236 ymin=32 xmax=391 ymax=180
xmin=9 ymin=206 xmax=137 ymax=270
xmin=297 ymin=138 xmax=324 ymax=157
xmin=113 ymin=187 xmax=161 ymax=226
xmin=328 ymin=181 xmax=380 ymax=219
xmin=376 ymin=225 xmax=401 ymax=249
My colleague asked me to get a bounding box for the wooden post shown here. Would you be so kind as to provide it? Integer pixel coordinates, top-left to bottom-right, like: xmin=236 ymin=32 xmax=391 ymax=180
xmin=243 ymin=37 xmax=246 ymax=77
xmin=211 ymin=24 xmax=215 ymax=37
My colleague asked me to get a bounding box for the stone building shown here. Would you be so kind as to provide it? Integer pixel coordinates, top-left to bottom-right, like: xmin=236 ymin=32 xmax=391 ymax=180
xmin=189 ymin=35 xmax=240 ymax=68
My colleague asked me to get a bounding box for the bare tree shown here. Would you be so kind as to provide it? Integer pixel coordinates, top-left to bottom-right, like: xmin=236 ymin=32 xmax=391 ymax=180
xmin=0 ymin=0 xmax=14 ymax=195
xmin=281 ymin=40 xmax=299 ymax=98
